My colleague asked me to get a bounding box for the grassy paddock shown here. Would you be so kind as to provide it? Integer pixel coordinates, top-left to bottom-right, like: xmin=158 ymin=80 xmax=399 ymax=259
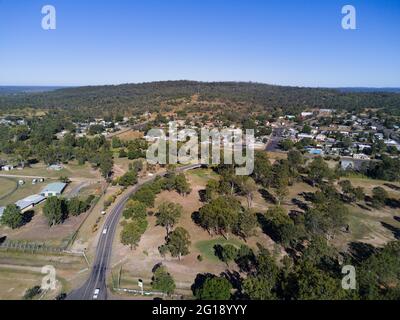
xmin=0 ymin=177 xmax=18 ymax=200
xmin=195 ymin=237 xmax=244 ymax=262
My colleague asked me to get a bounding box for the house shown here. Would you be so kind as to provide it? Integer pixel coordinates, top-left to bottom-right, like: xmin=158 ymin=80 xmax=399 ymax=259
xmin=301 ymin=112 xmax=314 ymax=118
xmin=341 ymin=159 xmax=356 ymax=171
xmin=48 ymin=164 xmax=63 ymax=171
xmin=340 ymin=157 xmax=371 ymax=171
xmin=353 ymin=154 xmax=370 ymax=160
xmin=297 ymin=133 xmax=314 ymax=140
xmin=306 ymin=148 xmax=324 ymax=155
xmin=316 ymin=134 xmax=327 ymax=142
xmin=384 ymin=139 xmax=400 ymax=151
xmin=319 ymin=109 xmax=334 ymax=116
xmin=1 ymin=165 xmax=14 ymax=171
xmin=40 ymin=182 xmax=67 ymax=197
xmin=15 ymin=194 xmax=46 ymax=213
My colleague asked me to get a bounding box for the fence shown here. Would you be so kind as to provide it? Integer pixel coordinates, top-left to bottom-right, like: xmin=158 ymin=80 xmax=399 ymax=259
xmin=0 ymin=239 xmax=65 ymax=254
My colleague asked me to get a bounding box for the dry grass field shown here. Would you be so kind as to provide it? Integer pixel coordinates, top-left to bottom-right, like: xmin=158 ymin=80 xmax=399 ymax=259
xmin=0 ymin=251 xmax=88 ymax=300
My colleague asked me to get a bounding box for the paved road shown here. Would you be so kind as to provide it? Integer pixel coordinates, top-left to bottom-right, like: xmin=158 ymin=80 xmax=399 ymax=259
xmin=265 ymin=127 xmax=284 ymax=152
xmin=67 ymin=164 xmax=201 ymax=300
xmin=65 ymin=182 xmax=91 ymax=199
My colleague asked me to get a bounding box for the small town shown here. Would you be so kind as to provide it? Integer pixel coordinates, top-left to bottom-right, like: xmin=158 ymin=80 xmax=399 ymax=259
xmin=0 ymin=1 xmax=400 ymax=315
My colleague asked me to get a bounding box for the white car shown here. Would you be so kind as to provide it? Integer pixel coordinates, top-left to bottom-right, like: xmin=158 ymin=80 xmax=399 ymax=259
xmin=102 ymin=227 xmax=108 ymax=235
xmin=93 ymin=289 xmax=100 ymax=299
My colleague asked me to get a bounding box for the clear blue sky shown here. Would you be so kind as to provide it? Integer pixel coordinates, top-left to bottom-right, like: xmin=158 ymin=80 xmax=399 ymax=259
xmin=0 ymin=0 xmax=399 ymax=87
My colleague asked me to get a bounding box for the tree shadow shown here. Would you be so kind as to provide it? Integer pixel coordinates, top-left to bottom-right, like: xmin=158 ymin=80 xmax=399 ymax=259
xmin=191 ymin=211 xmax=201 ymax=225
xmin=383 ymin=183 xmax=400 ymax=191
xmin=234 ymin=247 xmax=256 ymax=273
xmin=385 ymin=198 xmax=400 ymax=209
xmin=191 ymin=273 xmax=215 ymax=296
xmin=198 ymin=189 xmax=207 ymax=203
xmin=259 ymin=189 xmax=277 ymax=205
xmin=213 ymin=245 xmax=224 ymax=262
xmin=302 ymin=176 xmax=317 ymax=188
xmin=394 ymin=216 xmax=400 ymax=223
xmin=221 ymin=270 xmax=242 ymax=294
xmin=289 ymin=210 xmax=304 ymax=219
xmin=380 ymin=222 xmax=400 ymax=240
xmin=0 ymin=236 xmax=6 ymax=245
xmin=22 ymin=210 xmax=34 ymax=225
xmin=151 ymin=262 xmax=163 ymax=273
xmin=357 ymin=203 xmax=372 ymax=211
xmin=256 ymin=212 xmax=280 ymax=243
xmin=291 ymin=198 xmax=308 ymax=211
xmin=348 ymin=242 xmax=377 ymax=264
xmin=300 ymin=192 xmax=315 ymax=202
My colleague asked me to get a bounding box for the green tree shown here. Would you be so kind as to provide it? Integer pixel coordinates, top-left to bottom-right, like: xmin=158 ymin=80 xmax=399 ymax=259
xmin=302 ymin=124 xmax=312 ymax=134
xmin=371 ymin=187 xmax=388 ymax=209
xmin=215 ymin=244 xmax=238 ymax=267
xmin=0 ymin=204 xmax=24 ymax=229
xmin=237 ymin=177 xmax=258 ymax=208
xmin=243 ymin=276 xmax=277 ymax=300
xmin=198 ymin=196 xmax=242 ymax=238
xmin=163 ymin=227 xmax=191 ymax=260
xmin=151 ymin=265 xmax=176 ymax=295
xmin=291 ymin=262 xmax=346 ymax=300
xmin=358 ymin=241 xmax=400 ymax=300
xmin=265 ymin=206 xmax=297 ymax=247
xmin=280 ymin=139 xmax=294 ymax=151
xmin=195 ymin=276 xmax=232 ymax=300
xmin=204 ymin=179 xmax=220 ymax=202
xmin=99 ymin=150 xmax=113 ymax=179
xmin=68 ymin=197 xmax=87 ymax=216
xmin=123 ymin=200 xmax=147 ymax=220
xmin=156 ymin=202 xmax=183 ymax=237
xmin=174 ymin=173 xmax=192 ymax=196
xmin=118 ymin=169 xmax=138 ymax=187
xmin=236 ymin=209 xmax=258 ymax=239
xmin=308 ymin=157 xmax=333 ymax=186
xmin=131 ymin=185 xmax=156 ymax=207
xmin=354 ymin=186 xmax=365 ymax=201
xmin=120 ymin=219 xmax=148 ymax=250
xmin=288 ymin=149 xmax=304 ymax=169
xmin=43 ymin=197 xmax=65 ymax=226
xmin=252 ymin=151 xmax=273 ymax=187
xmin=23 ymin=286 xmax=42 ymax=300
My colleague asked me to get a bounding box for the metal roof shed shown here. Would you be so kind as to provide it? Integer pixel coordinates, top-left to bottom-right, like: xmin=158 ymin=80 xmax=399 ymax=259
xmin=40 ymin=182 xmax=67 ymax=197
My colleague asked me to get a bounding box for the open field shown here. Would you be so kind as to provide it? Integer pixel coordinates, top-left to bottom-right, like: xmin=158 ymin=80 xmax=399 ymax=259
xmin=0 ymin=251 xmax=88 ymax=299
xmin=0 ymin=182 xmax=104 ymax=247
xmin=0 ymin=177 xmax=18 ymax=200
xmin=112 ymin=129 xmax=143 ymax=142
xmin=0 ymin=180 xmax=44 ymax=207
xmin=0 ymin=162 xmax=100 ymax=180
xmin=110 ymin=169 xmax=274 ymax=294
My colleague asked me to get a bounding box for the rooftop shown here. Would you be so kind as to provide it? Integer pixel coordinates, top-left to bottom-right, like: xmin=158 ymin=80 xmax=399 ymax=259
xmin=40 ymin=182 xmax=67 ymax=195
xmin=15 ymin=194 xmax=46 ymax=210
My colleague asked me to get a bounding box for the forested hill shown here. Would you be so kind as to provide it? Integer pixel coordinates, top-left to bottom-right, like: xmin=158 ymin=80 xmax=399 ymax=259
xmin=1 ymin=81 xmax=400 ymax=116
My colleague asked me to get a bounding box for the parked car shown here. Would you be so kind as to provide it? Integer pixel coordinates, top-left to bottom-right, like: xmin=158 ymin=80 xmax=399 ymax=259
xmin=93 ymin=289 xmax=100 ymax=299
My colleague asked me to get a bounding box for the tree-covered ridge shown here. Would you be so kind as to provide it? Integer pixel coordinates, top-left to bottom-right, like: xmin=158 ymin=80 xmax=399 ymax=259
xmin=1 ymin=81 xmax=400 ymax=116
